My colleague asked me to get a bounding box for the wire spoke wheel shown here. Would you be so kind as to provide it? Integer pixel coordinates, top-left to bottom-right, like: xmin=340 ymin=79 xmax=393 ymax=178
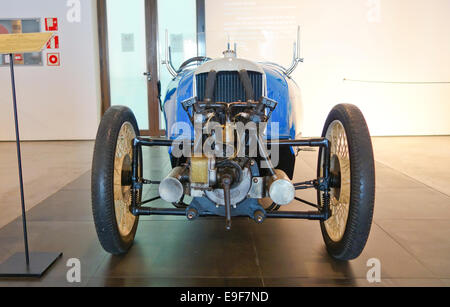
xmin=317 ymin=104 xmax=375 ymax=260
xmin=92 ymin=106 xmax=141 ymax=255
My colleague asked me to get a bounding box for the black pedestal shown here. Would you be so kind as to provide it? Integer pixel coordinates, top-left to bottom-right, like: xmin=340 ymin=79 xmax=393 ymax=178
xmin=0 ymin=52 xmax=62 ymax=278
xmin=0 ymin=252 xmax=62 ymax=278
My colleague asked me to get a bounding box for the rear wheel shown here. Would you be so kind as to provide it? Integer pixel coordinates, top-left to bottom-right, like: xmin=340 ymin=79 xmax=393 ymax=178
xmin=318 ymin=104 xmax=375 ymax=260
xmin=92 ymin=106 xmax=142 ymax=255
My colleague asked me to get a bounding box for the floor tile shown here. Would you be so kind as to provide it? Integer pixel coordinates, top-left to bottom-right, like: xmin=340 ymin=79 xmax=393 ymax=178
xmin=373 ymin=186 xmax=450 ymax=220
xmin=87 ymin=276 xmax=263 ymax=287
xmin=376 ymin=219 xmax=450 ymax=278
xmin=92 ymin=219 xmax=262 ymax=279
xmin=0 ymin=141 xmax=94 ymax=228
xmin=251 ymin=219 xmax=434 ymax=280
xmin=26 ymin=190 xmax=93 ymax=222
xmin=374 ymin=162 xmax=427 ymax=190
xmin=440 ymin=279 xmax=450 ymax=286
xmin=1 ymin=138 xmax=450 ymax=287
xmin=0 ymin=221 xmax=107 ymax=286
xmin=263 ymin=277 xmax=386 ymax=287
xmin=372 ymin=136 xmax=450 ymax=196
xmin=382 ymin=279 xmax=446 ymax=287
xmin=60 ymin=171 xmax=91 ymax=191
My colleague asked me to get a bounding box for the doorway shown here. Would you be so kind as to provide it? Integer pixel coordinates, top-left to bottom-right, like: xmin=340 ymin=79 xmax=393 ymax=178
xmin=97 ymin=0 xmax=204 ymax=136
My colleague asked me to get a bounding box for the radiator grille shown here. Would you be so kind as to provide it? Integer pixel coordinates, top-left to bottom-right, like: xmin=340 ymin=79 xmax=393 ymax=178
xmin=196 ymin=71 xmax=262 ymax=102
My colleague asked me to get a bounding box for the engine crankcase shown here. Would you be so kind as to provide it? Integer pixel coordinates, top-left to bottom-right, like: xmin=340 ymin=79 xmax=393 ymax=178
xmin=205 ymin=166 xmax=252 ymax=206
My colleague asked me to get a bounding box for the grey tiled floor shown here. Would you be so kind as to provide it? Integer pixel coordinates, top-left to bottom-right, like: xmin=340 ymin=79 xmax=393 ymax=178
xmin=0 ymin=141 xmax=449 ymax=286
xmin=0 ymin=141 xmax=94 ymax=229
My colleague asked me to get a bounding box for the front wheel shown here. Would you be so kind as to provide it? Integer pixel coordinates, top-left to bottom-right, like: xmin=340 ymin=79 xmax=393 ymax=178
xmin=92 ymin=106 xmax=142 ymax=255
xmin=318 ymin=104 xmax=375 ymax=260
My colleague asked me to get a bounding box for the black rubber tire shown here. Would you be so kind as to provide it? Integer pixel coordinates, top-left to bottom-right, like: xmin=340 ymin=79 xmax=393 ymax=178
xmin=91 ymin=106 xmax=141 ymax=255
xmin=317 ymin=104 xmax=375 ymax=260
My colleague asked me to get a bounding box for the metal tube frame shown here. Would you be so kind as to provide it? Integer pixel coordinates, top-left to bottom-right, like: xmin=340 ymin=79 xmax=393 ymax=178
xmin=129 ymin=136 xmax=331 ymax=221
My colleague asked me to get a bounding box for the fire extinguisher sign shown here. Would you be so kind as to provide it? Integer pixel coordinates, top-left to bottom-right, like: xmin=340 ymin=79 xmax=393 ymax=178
xmin=45 ymin=18 xmax=58 ymax=31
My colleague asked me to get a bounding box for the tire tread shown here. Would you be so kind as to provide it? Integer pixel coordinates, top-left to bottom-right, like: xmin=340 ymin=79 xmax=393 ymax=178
xmin=319 ymin=103 xmax=375 ymax=260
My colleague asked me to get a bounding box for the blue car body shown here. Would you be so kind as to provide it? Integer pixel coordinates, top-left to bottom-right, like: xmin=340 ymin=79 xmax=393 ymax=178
xmin=162 ymin=63 xmax=301 ymax=142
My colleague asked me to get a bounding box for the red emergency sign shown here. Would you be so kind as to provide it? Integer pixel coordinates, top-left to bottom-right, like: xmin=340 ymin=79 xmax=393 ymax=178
xmin=46 ymin=35 xmax=60 ymax=49
xmin=45 ymin=18 xmax=58 ymax=31
xmin=47 ymin=53 xmax=60 ymax=66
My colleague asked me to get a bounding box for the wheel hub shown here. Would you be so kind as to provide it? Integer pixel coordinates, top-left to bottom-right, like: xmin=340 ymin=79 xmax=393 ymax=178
xmin=113 ymin=122 xmax=137 ymax=237
xmin=323 ymin=120 xmax=351 ymax=242
xmin=329 ymin=154 xmax=341 ymax=199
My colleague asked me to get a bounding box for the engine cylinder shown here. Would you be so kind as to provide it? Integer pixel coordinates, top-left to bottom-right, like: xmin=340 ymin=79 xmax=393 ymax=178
xmin=159 ymin=166 xmax=186 ymax=203
xmin=267 ymin=169 xmax=295 ymax=205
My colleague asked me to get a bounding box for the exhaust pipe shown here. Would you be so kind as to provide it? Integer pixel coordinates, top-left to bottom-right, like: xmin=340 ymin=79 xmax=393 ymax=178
xmin=159 ymin=166 xmax=186 ymax=203
xmin=267 ymin=169 xmax=295 ymax=205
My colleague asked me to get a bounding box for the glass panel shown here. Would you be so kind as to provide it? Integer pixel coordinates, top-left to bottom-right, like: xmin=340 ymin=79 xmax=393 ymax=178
xmin=157 ymin=0 xmax=198 ymax=130
xmin=204 ymin=30 xmax=298 ymax=65
xmin=204 ymin=1 xmax=300 ymax=65
xmin=107 ymin=0 xmax=149 ymax=130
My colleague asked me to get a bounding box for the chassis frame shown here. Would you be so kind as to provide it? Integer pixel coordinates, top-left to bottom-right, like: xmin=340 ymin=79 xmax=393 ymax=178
xmin=127 ymin=136 xmax=333 ymax=222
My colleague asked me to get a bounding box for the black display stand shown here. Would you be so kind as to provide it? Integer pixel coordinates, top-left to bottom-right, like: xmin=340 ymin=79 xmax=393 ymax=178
xmin=0 ymin=53 xmax=62 ymax=277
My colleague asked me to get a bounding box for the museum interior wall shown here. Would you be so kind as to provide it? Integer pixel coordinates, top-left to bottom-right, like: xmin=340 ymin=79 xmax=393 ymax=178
xmin=0 ymin=0 xmax=449 ymax=141
xmin=0 ymin=0 xmax=100 ymax=141
xmin=205 ymin=0 xmax=450 ymax=136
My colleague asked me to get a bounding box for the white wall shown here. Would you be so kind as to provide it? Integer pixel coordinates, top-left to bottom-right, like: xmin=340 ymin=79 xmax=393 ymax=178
xmin=205 ymin=0 xmax=450 ymax=136
xmin=1 ymin=0 xmax=448 ymax=140
xmin=0 ymin=0 xmax=100 ymax=140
